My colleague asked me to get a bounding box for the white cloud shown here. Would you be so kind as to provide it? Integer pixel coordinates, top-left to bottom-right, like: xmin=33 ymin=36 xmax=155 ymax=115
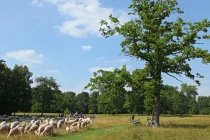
xmin=88 ymin=67 xmax=115 ymax=73
xmin=6 ymin=50 xmax=45 ymax=64
xmin=97 ymin=57 xmax=105 ymax=60
xmin=120 ymin=65 xmax=133 ymax=72
xmin=31 ymin=0 xmax=43 ymax=7
xmin=118 ymin=58 xmax=130 ymax=63
xmin=34 ymin=0 xmax=130 ymax=37
xmin=81 ymin=45 xmax=92 ymax=50
xmin=88 ymin=65 xmax=133 ymax=73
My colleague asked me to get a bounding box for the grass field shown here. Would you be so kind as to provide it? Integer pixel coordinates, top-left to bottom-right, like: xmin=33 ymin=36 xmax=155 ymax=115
xmin=1 ymin=114 xmax=210 ymax=140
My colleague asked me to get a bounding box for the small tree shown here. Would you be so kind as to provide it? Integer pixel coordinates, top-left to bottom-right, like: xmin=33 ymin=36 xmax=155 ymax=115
xmin=64 ymin=108 xmax=70 ymax=115
xmin=100 ymin=0 xmax=210 ymax=127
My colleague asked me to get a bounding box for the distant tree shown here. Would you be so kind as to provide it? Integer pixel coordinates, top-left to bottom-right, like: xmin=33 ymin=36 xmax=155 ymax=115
xmin=198 ymin=96 xmax=210 ymax=114
xmin=10 ymin=65 xmax=33 ymax=114
xmin=63 ymin=91 xmax=77 ymax=113
xmin=125 ymin=69 xmax=149 ymax=114
xmin=88 ymin=91 xmax=99 ymax=114
xmin=76 ymin=92 xmax=89 ymax=113
xmin=160 ymin=85 xmax=179 ymax=114
xmin=171 ymin=92 xmax=188 ymax=115
xmin=0 ymin=59 xmax=12 ymax=115
xmin=100 ymin=0 xmax=210 ymax=126
xmin=85 ymin=65 xmax=131 ymax=114
xmin=52 ymin=91 xmax=64 ymax=113
xmin=31 ymin=77 xmax=59 ymax=116
xmin=181 ymin=83 xmax=199 ymax=114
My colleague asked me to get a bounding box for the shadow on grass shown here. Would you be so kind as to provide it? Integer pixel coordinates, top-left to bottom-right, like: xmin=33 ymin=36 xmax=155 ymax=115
xmin=161 ymin=114 xmax=193 ymax=118
xmin=51 ymin=133 xmax=63 ymax=137
xmin=161 ymin=123 xmax=209 ymax=129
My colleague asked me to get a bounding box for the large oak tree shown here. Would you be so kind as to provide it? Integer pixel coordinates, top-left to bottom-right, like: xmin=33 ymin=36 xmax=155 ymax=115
xmin=100 ymin=0 xmax=210 ymax=126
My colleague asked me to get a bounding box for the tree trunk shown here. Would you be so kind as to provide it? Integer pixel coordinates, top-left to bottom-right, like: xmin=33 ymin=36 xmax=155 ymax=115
xmin=153 ymin=93 xmax=160 ymax=127
xmin=153 ymin=70 xmax=161 ymax=127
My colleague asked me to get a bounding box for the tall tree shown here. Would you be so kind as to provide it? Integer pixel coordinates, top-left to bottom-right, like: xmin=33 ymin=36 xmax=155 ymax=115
xmin=63 ymin=91 xmax=77 ymax=113
xmin=31 ymin=77 xmax=59 ymax=116
xmin=88 ymin=91 xmax=99 ymax=114
xmin=11 ymin=65 xmax=33 ymax=114
xmin=181 ymin=83 xmax=199 ymax=114
xmin=76 ymin=92 xmax=90 ymax=114
xmin=85 ymin=65 xmax=131 ymax=114
xmin=100 ymin=0 xmax=210 ymax=126
xmin=0 ymin=59 xmax=12 ymax=115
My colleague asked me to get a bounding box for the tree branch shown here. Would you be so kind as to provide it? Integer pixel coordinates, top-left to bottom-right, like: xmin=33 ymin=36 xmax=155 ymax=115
xmin=165 ymin=72 xmax=184 ymax=83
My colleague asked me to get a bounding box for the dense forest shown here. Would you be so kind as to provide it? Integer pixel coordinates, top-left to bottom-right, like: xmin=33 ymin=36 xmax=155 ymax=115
xmin=0 ymin=59 xmax=210 ymax=116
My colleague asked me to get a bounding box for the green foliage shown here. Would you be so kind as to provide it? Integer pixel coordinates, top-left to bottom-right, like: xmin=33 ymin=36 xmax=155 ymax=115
xmin=31 ymin=102 xmax=42 ymax=112
xmin=100 ymin=0 xmax=210 ymax=126
xmin=200 ymin=108 xmax=210 ymax=115
xmin=64 ymin=108 xmax=70 ymax=114
xmin=85 ymin=65 xmax=131 ymax=114
xmin=88 ymin=91 xmax=99 ymax=114
xmin=76 ymin=92 xmax=89 ymax=113
xmin=0 ymin=60 xmax=33 ymax=115
xmin=32 ymin=76 xmax=60 ymax=114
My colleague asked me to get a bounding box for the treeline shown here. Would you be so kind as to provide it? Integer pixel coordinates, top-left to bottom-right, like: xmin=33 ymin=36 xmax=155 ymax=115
xmin=1 ymin=59 xmax=210 ymax=115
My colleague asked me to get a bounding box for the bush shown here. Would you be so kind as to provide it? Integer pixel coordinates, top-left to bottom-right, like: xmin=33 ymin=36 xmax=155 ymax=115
xmin=64 ymin=108 xmax=70 ymax=114
xmin=31 ymin=102 xmax=42 ymax=112
xmin=200 ymin=108 xmax=210 ymax=115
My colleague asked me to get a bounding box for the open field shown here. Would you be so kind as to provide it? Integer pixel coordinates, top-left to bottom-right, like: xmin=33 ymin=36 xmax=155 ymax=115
xmin=1 ymin=114 xmax=210 ymax=140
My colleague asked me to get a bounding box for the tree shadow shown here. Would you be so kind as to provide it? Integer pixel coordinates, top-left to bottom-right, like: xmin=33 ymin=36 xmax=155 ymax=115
xmin=161 ymin=123 xmax=209 ymax=129
xmin=161 ymin=114 xmax=194 ymax=118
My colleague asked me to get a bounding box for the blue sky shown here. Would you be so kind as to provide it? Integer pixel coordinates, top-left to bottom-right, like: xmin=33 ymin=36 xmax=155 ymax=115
xmin=0 ymin=0 xmax=209 ymax=96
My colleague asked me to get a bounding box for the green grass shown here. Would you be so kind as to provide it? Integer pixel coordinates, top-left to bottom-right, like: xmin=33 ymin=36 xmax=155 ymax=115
xmin=43 ymin=123 xmax=130 ymax=140
xmin=1 ymin=114 xmax=210 ymax=140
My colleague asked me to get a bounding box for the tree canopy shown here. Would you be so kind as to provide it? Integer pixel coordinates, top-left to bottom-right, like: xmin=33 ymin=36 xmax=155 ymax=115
xmin=100 ymin=0 xmax=210 ymax=126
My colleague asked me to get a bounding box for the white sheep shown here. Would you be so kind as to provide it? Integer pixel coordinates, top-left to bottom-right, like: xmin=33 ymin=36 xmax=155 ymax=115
xmin=24 ymin=124 xmax=32 ymax=133
xmin=81 ymin=121 xmax=87 ymax=128
xmin=0 ymin=121 xmax=6 ymax=127
xmin=66 ymin=120 xmax=75 ymax=125
xmin=66 ymin=126 xmax=76 ymax=133
xmin=35 ymin=124 xmax=47 ymax=136
xmin=27 ymin=125 xmax=38 ymax=133
xmin=33 ymin=120 xmax=40 ymax=126
xmin=7 ymin=127 xmax=19 ymax=138
xmin=0 ymin=124 xmax=10 ymax=133
xmin=40 ymin=124 xmax=53 ymax=137
xmin=10 ymin=121 xmax=19 ymax=129
xmin=18 ymin=127 xmax=24 ymax=136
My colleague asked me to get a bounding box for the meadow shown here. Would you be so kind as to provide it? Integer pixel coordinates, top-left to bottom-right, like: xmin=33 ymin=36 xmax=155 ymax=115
xmin=1 ymin=114 xmax=210 ymax=140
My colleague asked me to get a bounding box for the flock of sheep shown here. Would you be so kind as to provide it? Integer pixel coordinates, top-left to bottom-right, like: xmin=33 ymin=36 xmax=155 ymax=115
xmin=0 ymin=115 xmax=93 ymax=138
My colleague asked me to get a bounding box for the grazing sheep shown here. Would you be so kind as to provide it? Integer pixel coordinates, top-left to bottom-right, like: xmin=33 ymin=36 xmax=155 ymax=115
xmin=66 ymin=120 xmax=75 ymax=125
xmin=7 ymin=127 xmax=19 ymax=138
xmin=57 ymin=120 xmax=64 ymax=129
xmin=18 ymin=127 xmax=24 ymax=136
xmin=24 ymin=124 xmax=32 ymax=133
xmin=71 ymin=122 xmax=78 ymax=127
xmin=35 ymin=124 xmax=47 ymax=136
xmin=81 ymin=121 xmax=87 ymax=128
xmin=33 ymin=120 xmax=40 ymax=126
xmin=77 ymin=121 xmax=82 ymax=129
xmin=0 ymin=121 xmax=6 ymax=127
xmin=31 ymin=120 xmax=35 ymax=125
xmin=0 ymin=124 xmax=10 ymax=133
xmin=28 ymin=125 xmax=38 ymax=133
xmin=66 ymin=126 xmax=75 ymax=133
xmin=10 ymin=121 xmax=19 ymax=129
xmin=40 ymin=124 xmax=53 ymax=137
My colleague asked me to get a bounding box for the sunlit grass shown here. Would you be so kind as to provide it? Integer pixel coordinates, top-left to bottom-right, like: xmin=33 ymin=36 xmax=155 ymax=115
xmin=1 ymin=114 xmax=210 ymax=140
